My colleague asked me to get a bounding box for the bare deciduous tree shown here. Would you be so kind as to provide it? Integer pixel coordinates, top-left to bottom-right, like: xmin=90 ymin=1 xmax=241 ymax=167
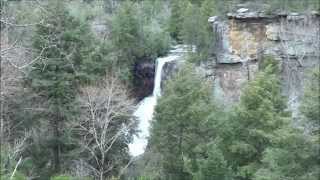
xmin=70 ymin=75 xmax=137 ymax=180
xmin=0 ymin=1 xmax=48 ymax=152
xmin=1 ymin=131 xmax=30 ymax=179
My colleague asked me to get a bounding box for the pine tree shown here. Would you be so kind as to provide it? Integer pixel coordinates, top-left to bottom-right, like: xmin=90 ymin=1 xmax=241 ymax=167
xmin=110 ymin=1 xmax=171 ymax=84
xmin=181 ymin=3 xmax=202 ymax=47
xmin=27 ymin=0 xmax=108 ymax=176
xmin=254 ymin=127 xmax=319 ymax=180
xmin=181 ymin=0 xmax=216 ymax=62
xmin=195 ymin=140 xmax=233 ymax=180
xmin=149 ymin=63 xmax=214 ymax=180
xmin=253 ymin=67 xmax=320 ymax=180
xmin=300 ymin=68 xmax=320 ymax=134
xmin=200 ymin=0 xmax=217 ymax=19
xmin=218 ymin=59 xmax=291 ymax=179
xmin=111 ymin=1 xmax=141 ymax=67
xmin=168 ymin=0 xmax=186 ymax=42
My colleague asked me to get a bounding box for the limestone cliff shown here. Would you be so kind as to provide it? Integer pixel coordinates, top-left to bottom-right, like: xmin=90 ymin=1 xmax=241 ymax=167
xmin=208 ymin=9 xmax=320 ymax=117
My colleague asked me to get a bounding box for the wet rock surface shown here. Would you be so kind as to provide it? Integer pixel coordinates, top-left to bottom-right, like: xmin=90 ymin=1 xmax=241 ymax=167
xmin=133 ymin=62 xmax=155 ymax=100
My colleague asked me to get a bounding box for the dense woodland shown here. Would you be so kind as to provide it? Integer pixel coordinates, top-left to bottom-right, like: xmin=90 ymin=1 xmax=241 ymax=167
xmin=0 ymin=0 xmax=319 ymax=180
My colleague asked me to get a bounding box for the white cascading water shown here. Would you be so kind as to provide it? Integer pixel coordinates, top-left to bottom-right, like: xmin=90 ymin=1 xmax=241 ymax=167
xmin=129 ymin=45 xmax=188 ymax=156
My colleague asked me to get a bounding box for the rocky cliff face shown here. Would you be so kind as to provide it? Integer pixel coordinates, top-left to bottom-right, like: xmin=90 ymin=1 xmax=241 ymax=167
xmin=133 ymin=61 xmax=155 ymax=100
xmin=208 ymin=9 xmax=320 ymax=117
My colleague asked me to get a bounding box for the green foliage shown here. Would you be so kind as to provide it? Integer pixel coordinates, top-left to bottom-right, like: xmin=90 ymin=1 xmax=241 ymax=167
xmin=137 ymin=176 xmax=153 ymax=180
xmin=0 ymin=146 xmax=27 ymax=179
xmin=267 ymin=0 xmax=320 ymax=12
xmin=254 ymin=67 xmax=320 ymax=179
xmin=235 ymin=77 xmax=288 ymax=176
xmin=22 ymin=129 xmax=57 ymax=178
xmin=207 ymin=0 xmax=236 ymax=16
xmin=200 ymin=0 xmax=217 ymax=18
xmin=149 ymin=63 xmax=215 ymax=180
xmin=300 ymin=67 xmax=320 ymax=134
xmin=0 ymin=172 xmax=27 ymax=180
xmin=212 ymin=59 xmax=291 ymax=179
xmin=25 ymin=0 xmax=111 ymax=178
xmin=111 ymin=1 xmax=141 ymax=65
xmin=3 ymin=0 xmax=40 ymax=45
xmin=111 ymin=0 xmax=171 ymax=83
xmin=168 ymin=0 xmax=187 ymax=42
xmin=5 ymin=1 xmax=320 ymax=179
xmin=111 ymin=0 xmax=171 ymax=62
xmin=51 ymin=176 xmax=72 ymax=180
xmin=147 ymin=58 xmax=296 ymax=180
xmin=259 ymin=56 xmax=280 ymax=74
xmin=30 ymin=0 xmax=108 ymax=97
xmin=167 ymin=0 xmax=216 ymax=62
xmin=181 ymin=3 xmax=203 ymax=48
xmin=254 ymin=128 xmax=319 ymax=180
xmin=253 ymin=67 xmax=320 ymax=179
xmin=67 ymin=0 xmax=106 ymax=22
xmin=181 ymin=0 xmax=215 ymax=63
xmin=195 ymin=141 xmax=233 ymax=180
xmin=124 ymin=151 xmax=164 ymax=179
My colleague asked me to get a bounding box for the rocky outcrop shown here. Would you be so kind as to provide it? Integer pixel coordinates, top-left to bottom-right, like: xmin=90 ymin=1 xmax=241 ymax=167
xmin=161 ymin=60 xmax=182 ymax=89
xmin=209 ymin=9 xmax=320 ymax=116
xmin=160 ymin=45 xmax=193 ymax=89
xmin=133 ymin=62 xmax=155 ymax=100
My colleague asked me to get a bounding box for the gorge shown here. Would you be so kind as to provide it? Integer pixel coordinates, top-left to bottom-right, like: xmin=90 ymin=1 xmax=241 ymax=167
xmin=160 ymin=9 xmax=320 ymax=119
xmin=2 ymin=0 xmax=319 ymax=179
xmin=129 ymin=8 xmax=320 ymax=157
xmin=129 ymin=45 xmax=188 ymax=156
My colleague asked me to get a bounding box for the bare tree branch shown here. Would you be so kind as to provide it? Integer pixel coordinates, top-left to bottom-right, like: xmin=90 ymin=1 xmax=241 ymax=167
xmin=70 ymin=75 xmax=137 ymax=180
xmin=10 ymin=157 xmax=22 ymax=180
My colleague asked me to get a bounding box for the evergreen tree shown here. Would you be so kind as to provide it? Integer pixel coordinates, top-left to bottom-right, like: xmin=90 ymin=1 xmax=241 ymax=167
xmin=202 ymin=147 xmax=231 ymax=180
xmin=181 ymin=0 xmax=216 ymax=63
xmin=111 ymin=0 xmax=170 ymax=83
xmin=200 ymin=0 xmax=217 ymax=19
xmin=149 ymin=64 xmax=214 ymax=180
xmin=300 ymin=68 xmax=320 ymax=134
xmin=168 ymin=0 xmax=186 ymax=42
xmin=26 ymin=0 xmax=109 ymax=177
xmin=181 ymin=3 xmax=203 ymax=47
xmin=111 ymin=1 xmax=141 ymax=67
xmin=254 ymin=67 xmax=320 ymax=180
xmin=217 ymin=59 xmax=291 ymax=179
xmin=193 ymin=139 xmax=233 ymax=180
xmin=254 ymin=127 xmax=319 ymax=180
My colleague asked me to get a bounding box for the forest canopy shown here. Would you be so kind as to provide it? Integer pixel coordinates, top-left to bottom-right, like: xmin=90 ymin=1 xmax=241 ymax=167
xmin=1 ymin=0 xmax=319 ymax=180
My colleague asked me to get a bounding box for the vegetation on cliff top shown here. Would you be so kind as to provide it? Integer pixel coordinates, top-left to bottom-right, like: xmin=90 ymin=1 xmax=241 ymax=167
xmin=1 ymin=0 xmax=319 ymax=179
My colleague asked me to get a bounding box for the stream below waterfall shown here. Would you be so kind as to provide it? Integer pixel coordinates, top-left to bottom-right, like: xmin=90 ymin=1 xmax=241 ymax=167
xmin=129 ymin=45 xmax=189 ymax=156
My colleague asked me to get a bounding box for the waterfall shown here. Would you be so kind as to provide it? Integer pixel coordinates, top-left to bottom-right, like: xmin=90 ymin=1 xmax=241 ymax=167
xmin=129 ymin=45 xmax=188 ymax=156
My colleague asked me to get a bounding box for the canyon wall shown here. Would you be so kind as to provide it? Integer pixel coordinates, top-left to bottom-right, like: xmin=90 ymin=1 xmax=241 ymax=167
xmin=207 ymin=9 xmax=320 ymax=118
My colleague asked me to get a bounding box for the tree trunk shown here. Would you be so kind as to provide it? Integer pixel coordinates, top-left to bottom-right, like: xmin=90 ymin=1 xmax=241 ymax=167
xmin=100 ymin=170 xmax=104 ymax=180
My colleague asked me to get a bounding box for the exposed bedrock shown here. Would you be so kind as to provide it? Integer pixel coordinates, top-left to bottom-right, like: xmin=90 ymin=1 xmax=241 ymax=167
xmin=209 ymin=9 xmax=320 ymax=118
xmin=133 ymin=61 xmax=155 ymax=101
xmin=162 ymin=9 xmax=319 ymax=119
